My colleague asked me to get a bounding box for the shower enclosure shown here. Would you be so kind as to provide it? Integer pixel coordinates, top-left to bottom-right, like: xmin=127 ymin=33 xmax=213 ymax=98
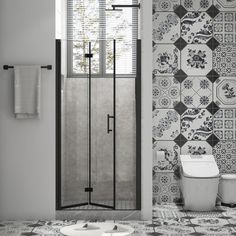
xmin=56 ymin=39 xmax=141 ymax=210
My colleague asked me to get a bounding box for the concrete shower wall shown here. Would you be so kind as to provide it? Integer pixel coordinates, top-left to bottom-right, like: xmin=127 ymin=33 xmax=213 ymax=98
xmin=61 ymin=78 xmax=136 ymax=207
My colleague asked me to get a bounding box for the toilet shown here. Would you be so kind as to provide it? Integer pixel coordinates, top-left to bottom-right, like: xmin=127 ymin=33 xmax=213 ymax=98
xmin=219 ymin=174 xmax=236 ymax=206
xmin=180 ymin=155 xmax=220 ymax=211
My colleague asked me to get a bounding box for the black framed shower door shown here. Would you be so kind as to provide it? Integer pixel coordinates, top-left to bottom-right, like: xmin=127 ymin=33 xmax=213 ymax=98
xmin=56 ymin=39 xmax=116 ymax=210
xmin=56 ymin=39 xmax=142 ymax=211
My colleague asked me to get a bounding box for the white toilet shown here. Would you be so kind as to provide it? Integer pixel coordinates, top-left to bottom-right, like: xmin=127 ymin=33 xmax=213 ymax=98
xmin=180 ymin=155 xmax=220 ymax=211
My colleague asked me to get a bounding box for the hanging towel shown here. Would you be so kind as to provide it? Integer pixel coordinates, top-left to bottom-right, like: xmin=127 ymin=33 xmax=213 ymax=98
xmin=14 ymin=65 xmax=41 ymax=119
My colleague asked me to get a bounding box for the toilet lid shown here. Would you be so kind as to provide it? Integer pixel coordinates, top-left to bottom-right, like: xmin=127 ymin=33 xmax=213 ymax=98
xmin=182 ymin=162 xmax=219 ymax=178
xmin=180 ymin=155 xmax=219 ymax=178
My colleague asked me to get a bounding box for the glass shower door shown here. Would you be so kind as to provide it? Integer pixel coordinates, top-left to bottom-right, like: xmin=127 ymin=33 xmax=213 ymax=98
xmin=85 ymin=40 xmax=116 ymax=209
xmin=58 ymin=40 xmax=117 ymax=210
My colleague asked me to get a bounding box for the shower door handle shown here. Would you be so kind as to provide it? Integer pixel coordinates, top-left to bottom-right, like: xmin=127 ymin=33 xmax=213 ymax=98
xmin=107 ymin=114 xmax=114 ymax=133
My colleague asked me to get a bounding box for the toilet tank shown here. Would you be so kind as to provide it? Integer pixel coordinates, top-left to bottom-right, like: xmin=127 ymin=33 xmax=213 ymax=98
xmin=180 ymin=155 xmax=219 ymax=178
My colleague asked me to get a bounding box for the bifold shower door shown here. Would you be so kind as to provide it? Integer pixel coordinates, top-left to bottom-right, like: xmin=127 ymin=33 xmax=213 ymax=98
xmin=56 ymin=39 xmax=141 ymax=210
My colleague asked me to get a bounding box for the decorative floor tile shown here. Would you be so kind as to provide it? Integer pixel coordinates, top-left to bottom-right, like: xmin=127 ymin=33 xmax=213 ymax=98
xmin=153 ymin=225 xmax=195 ymax=235
xmin=153 ymin=45 xmax=180 ymax=75
xmin=213 ymin=109 xmax=236 ymax=140
xmin=182 ymin=0 xmax=212 ymax=11
xmin=181 ymin=141 xmax=213 ymax=155
xmin=153 ymin=141 xmax=180 ymax=172
xmin=153 ymin=172 xmax=181 ymax=204
xmin=153 ymin=109 xmax=180 ymax=140
xmin=153 ymin=0 xmax=180 ymax=12
xmin=213 ymin=141 xmax=236 ymax=173
xmin=153 ymin=12 xmax=180 ymax=44
xmin=213 ymin=12 xmax=236 ymax=43
xmin=191 ymin=217 xmax=228 ymax=226
xmin=214 ymin=77 xmax=236 ymax=108
xmin=182 ymin=45 xmax=212 ymax=76
xmin=195 ymin=225 xmax=236 ymax=235
xmin=153 ymin=204 xmax=185 ymax=219
xmin=153 ymin=77 xmax=180 ymax=108
xmin=181 ymin=77 xmax=212 ymax=108
xmin=181 ymin=109 xmax=213 ymax=140
xmin=214 ymin=0 xmax=236 ymax=11
xmin=187 ymin=211 xmax=224 ymax=218
xmin=181 ymin=12 xmax=212 ymax=44
xmin=213 ymin=43 xmax=236 ymax=76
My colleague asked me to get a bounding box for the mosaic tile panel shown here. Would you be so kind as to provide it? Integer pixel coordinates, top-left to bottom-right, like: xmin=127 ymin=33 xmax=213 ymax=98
xmin=181 ymin=45 xmax=212 ymax=76
xmin=153 ymin=0 xmax=236 ymax=204
xmin=213 ymin=43 xmax=236 ymax=76
xmin=181 ymin=12 xmax=212 ymax=44
xmin=181 ymin=77 xmax=212 ymax=108
xmin=213 ymin=12 xmax=236 ymax=43
xmin=181 ymin=109 xmax=213 ymax=140
xmin=153 ymin=0 xmax=180 ymax=12
xmin=214 ymin=77 xmax=236 ymax=108
xmin=213 ymin=141 xmax=236 ymax=173
xmin=214 ymin=0 xmax=236 ymax=11
xmin=153 ymin=76 xmax=180 ymax=108
xmin=153 ymin=12 xmax=180 ymax=44
xmin=182 ymin=0 xmax=212 ymax=11
xmin=181 ymin=141 xmax=213 ymax=155
xmin=213 ymin=109 xmax=236 ymax=140
xmin=153 ymin=141 xmax=180 ymax=172
xmin=153 ymin=45 xmax=180 ymax=75
xmin=153 ymin=109 xmax=180 ymax=140
xmin=153 ymin=172 xmax=182 ymax=205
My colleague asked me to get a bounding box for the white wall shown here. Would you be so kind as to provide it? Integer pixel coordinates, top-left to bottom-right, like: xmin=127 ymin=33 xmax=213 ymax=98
xmin=141 ymin=0 xmax=153 ymax=220
xmin=0 ymin=0 xmax=55 ymax=219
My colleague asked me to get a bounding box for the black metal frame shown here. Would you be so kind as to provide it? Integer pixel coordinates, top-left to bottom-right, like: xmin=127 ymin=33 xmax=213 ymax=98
xmin=56 ymin=39 xmax=141 ymax=211
xmin=111 ymin=4 xmax=141 ymax=10
xmin=56 ymin=39 xmax=62 ymax=210
xmin=136 ymin=39 xmax=142 ymax=210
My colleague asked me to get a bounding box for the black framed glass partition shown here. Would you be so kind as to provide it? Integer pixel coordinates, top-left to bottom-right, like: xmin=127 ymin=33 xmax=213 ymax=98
xmin=56 ymin=39 xmax=141 ymax=210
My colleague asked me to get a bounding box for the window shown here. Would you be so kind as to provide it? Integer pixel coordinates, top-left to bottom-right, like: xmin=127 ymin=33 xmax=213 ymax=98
xmin=67 ymin=0 xmax=138 ymax=77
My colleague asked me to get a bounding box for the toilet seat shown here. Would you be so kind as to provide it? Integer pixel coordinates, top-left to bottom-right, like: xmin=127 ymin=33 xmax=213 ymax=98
xmin=181 ymin=155 xmax=219 ymax=178
xmin=220 ymin=174 xmax=236 ymax=180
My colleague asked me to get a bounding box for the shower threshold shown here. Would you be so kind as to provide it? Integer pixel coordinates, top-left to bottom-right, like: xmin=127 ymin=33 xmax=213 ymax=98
xmin=66 ymin=200 xmax=136 ymax=210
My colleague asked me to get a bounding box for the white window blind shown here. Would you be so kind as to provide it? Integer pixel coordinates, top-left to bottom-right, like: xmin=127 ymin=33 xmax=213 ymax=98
xmin=67 ymin=0 xmax=139 ymax=76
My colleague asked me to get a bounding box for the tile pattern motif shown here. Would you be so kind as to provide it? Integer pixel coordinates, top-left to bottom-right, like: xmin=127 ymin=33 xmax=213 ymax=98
xmin=1 ymin=205 xmax=236 ymax=235
xmin=153 ymin=0 xmax=236 ymax=204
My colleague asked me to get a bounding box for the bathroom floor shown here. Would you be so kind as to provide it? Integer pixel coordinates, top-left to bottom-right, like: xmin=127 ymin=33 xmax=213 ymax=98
xmin=1 ymin=204 xmax=236 ymax=235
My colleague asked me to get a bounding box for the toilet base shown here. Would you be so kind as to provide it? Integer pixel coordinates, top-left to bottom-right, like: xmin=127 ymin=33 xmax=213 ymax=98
xmin=181 ymin=176 xmax=219 ymax=211
xmin=221 ymin=202 xmax=236 ymax=208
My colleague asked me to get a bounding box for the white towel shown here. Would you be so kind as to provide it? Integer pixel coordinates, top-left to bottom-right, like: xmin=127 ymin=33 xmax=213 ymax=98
xmin=14 ymin=65 xmax=41 ymax=119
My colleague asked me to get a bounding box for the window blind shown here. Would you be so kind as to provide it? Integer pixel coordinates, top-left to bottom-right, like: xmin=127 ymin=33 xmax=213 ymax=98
xmin=67 ymin=0 xmax=139 ymax=76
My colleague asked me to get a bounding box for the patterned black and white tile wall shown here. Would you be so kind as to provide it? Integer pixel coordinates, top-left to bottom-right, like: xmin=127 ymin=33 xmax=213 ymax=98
xmin=152 ymin=0 xmax=236 ymax=204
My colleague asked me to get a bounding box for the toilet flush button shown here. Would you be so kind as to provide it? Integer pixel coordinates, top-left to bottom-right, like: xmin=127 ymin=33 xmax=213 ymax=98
xmin=190 ymin=155 xmax=203 ymax=159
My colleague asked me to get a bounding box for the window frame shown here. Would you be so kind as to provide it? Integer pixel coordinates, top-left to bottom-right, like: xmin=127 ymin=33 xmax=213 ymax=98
xmin=67 ymin=0 xmax=138 ymax=78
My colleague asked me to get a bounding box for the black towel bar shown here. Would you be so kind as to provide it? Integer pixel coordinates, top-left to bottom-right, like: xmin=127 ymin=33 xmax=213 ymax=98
xmin=3 ymin=65 xmax=52 ymax=70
